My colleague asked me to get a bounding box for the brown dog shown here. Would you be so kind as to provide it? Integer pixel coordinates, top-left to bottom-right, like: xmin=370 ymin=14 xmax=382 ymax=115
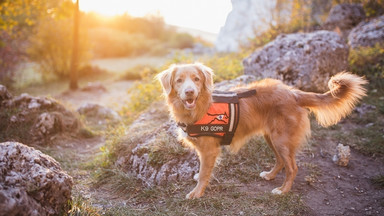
xmin=156 ymin=63 xmax=367 ymax=199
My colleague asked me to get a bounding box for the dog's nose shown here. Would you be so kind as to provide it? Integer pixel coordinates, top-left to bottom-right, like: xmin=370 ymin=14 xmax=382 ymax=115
xmin=185 ymin=88 xmax=195 ymax=96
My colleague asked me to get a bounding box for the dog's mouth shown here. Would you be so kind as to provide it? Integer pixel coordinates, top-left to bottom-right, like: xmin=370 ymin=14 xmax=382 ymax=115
xmin=182 ymin=98 xmax=197 ymax=110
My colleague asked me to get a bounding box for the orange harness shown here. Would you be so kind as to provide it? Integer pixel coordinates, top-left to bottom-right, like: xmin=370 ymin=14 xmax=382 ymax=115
xmin=178 ymin=90 xmax=256 ymax=145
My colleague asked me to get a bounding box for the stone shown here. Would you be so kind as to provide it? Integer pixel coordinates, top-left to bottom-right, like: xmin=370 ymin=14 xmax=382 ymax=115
xmin=0 ymin=85 xmax=80 ymax=145
xmin=77 ymin=103 xmax=121 ymax=122
xmin=0 ymin=84 xmax=12 ymax=105
xmin=325 ymin=4 xmax=365 ymax=30
xmin=214 ymin=75 xmax=257 ymax=91
xmin=80 ymin=82 xmax=107 ymax=92
xmin=243 ymin=30 xmax=349 ymax=91
xmin=332 ymin=143 xmax=351 ymax=166
xmin=0 ymin=142 xmax=73 ymax=215
xmin=348 ymin=15 xmax=384 ymax=48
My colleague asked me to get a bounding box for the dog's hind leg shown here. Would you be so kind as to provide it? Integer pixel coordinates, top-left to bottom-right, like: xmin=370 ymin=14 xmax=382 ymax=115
xmin=259 ymin=134 xmax=285 ymax=181
xmin=269 ymin=135 xmax=299 ymax=195
xmin=186 ymin=140 xmax=221 ymax=199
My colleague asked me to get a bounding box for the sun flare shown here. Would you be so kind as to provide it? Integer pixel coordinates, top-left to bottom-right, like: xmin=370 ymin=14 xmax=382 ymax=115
xmin=79 ymin=0 xmax=231 ymax=34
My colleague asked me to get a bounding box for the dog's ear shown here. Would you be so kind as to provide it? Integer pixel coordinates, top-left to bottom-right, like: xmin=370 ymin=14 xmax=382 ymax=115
xmin=195 ymin=62 xmax=214 ymax=93
xmin=156 ymin=64 xmax=176 ymax=96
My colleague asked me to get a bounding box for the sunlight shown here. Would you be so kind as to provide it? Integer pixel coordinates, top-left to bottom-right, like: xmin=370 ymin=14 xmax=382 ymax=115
xmin=79 ymin=0 xmax=232 ymax=33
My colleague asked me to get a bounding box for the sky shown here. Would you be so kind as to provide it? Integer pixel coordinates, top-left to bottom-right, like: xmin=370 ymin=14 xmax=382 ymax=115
xmin=79 ymin=0 xmax=232 ymax=34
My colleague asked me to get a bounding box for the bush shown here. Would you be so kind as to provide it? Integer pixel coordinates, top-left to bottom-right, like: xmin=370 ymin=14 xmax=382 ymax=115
xmin=119 ymin=65 xmax=158 ymax=81
xmin=349 ymin=43 xmax=384 ymax=90
xmin=167 ymin=52 xmax=244 ymax=82
xmin=28 ymin=16 xmax=90 ymax=79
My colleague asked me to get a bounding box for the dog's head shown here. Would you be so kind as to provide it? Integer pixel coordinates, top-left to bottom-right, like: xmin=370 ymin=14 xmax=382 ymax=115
xmin=156 ymin=63 xmax=213 ymax=110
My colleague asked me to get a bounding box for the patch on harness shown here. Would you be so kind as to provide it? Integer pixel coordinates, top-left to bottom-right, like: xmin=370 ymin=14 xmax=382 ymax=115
xmin=179 ymin=89 xmax=256 ymax=145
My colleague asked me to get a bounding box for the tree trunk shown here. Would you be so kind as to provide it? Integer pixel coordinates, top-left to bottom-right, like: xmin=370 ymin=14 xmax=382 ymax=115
xmin=69 ymin=0 xmax=79 ymax=90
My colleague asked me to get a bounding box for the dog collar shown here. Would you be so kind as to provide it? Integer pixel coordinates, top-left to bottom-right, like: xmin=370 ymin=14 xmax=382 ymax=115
xmin=178 ymin=89 xmax=256 ymax=145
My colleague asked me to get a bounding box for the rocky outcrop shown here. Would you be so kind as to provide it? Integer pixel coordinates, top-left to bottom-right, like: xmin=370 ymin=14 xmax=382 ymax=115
xmin=0 ymin=142 xmax=73 ymax=216
xmin=243 ymin=31 xmax=349 ymax=91
xmin=215 ymin=0 xmax=266 ymax=52
xmin=324 ymin=4 xmax=365 ymax=32
xmin=348 ymin=15 xmax=384 ymax=48
xmin=115 ymin=102 xmax=199 ymax=186
xmin=0 ymin=85 xmax=81 ymax=145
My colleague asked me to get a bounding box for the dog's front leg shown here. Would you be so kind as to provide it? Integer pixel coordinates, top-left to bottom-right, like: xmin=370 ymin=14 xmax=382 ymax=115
xmin=186 ymin=139 xmax=220 ymax=199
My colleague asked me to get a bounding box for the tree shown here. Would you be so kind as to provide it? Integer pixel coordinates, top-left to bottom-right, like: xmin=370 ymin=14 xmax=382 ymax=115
xmin=27 ymin=0 xmax=89 ymax=83
xmin=69 ymin=0 xmax=79 ymax=90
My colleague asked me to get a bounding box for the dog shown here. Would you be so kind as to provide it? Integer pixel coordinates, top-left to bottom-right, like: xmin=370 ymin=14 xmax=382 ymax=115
xmin=156 ymin=62 xmax=367 ymax=199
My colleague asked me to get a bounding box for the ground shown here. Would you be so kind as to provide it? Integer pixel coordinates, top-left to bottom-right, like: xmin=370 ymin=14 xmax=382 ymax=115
xmin=10 ymin=58 xmax=384 ymax=215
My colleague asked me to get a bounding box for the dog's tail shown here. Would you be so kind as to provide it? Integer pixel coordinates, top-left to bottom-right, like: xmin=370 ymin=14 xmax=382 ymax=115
xmin=296 ymin=72 xmax=367 ymax=127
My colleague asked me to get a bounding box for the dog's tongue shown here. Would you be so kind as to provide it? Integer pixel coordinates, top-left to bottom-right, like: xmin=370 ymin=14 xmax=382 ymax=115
xmin=185 ymin=99 xmax=196 ymax=108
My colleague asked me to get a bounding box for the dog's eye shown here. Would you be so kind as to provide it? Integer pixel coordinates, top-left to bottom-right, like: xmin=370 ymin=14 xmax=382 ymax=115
xmin=194 ymin=77 xmax=200 ymax=82
xmin=176 ymin=78 xmax=183 ymax=83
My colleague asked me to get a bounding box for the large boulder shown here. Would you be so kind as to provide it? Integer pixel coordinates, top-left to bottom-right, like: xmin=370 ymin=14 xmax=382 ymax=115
xmin=0 ymin=142 xmax=73 ymax=216
xmin=325 ymin=4 xmax=365 ymax=30
xmin=243 ymin=30 xmax=349 ymax=91
xmin=0 ymin=85 xmax=81 ymax=145
xmin=348 ymin=15 xmax=384 ymax=48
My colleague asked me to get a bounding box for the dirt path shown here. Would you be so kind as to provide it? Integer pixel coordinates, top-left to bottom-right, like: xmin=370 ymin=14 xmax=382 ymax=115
xmin=56 ymin=80 xmax=134 ymax=110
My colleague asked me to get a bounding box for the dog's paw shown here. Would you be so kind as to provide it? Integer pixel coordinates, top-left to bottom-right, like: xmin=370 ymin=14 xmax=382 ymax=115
xmin=271 ymin=188 xmax=283 ymax=195
xmin=260 ymin=171 xmax=272 ymax=180
xmin=186 ymin=190 xmax=203 ymax=199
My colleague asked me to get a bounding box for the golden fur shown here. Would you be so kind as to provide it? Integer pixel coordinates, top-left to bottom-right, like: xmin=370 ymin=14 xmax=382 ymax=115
xmin=156 ymin=63 xmax=367 ymax=199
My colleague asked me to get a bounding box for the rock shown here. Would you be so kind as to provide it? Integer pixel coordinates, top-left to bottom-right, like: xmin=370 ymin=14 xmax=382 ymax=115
xmin=325 ymin=4 xmax=365 ymax=30
xmin=115 ymin=102 xmax=199 ymax=186
xmin=0 ymin=142 xmax=73 ymax=215
xmin=215 ymin=0 xmax=266 ymax=52
xmin=332 ymin=143 xmax=351 ymax=166
xmin=80 ymin=82 xmax=107 ymax=92
xmin=0 ymin=84 xmax=12 ymax=105
xmin=0 ymin=85 xmax=81 ymax=145
xmin=243 ymin=30 xmax=349 ymax=91
xmin=354 ymin=103 xmax=376 ymax=117
xmin=214 ymin=75 xmax=257 ymax=91
xmin=348 ymin=15 xmax=384 ymax=48
xmin=77 ymin=103 xmax=121 ymax=122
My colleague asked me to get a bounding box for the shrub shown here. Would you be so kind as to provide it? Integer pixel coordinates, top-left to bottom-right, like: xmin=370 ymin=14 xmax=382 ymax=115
xmin=28 ymin=16 xmax=90 ymax=79
xmin=119 ymin=65 xmax=158 ymax=81
xmin=348 ymin=43 xmax=384 ymax=90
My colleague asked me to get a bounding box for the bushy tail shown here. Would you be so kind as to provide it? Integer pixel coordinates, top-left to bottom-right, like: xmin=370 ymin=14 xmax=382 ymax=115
xmin=296 ymin=72 xmax=367 ymax=127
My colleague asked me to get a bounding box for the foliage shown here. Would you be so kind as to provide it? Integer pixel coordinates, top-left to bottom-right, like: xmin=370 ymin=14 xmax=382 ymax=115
xmin=124 ymin=80 xmax=162 ymax=116
xmin=28 ymin=1 xmax=90 ymax=79
xmin=348 ymin=43 xmax=384 ymax=90
xmin=119 ymin=64 xmax=158 ymax=81
xmin=0 ymin=0 xmax=59 ymax=86
xmin=84 ymin=13 xmax=196 ymax=58
xmin=167 ymin=52 xmax=245 ymax=82
xmin=246 ymin=0 xmax=384 ymax=51
xmin=205 ymin=53 xmax=246 ymax=82
xmin=67 ymin=196 xmax=101 ymax=216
